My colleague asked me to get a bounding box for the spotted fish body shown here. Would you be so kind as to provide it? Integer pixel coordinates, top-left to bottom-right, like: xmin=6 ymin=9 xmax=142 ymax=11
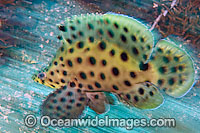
xmin=32 ymin=13 xmax=195 ymax=119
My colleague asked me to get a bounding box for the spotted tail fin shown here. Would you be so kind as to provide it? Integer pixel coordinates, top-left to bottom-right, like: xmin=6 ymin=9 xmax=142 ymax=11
xmin=150 ymin=39 xmax=195 ymax=98
xmin=118 ymin=82 xmax=164 ymax=109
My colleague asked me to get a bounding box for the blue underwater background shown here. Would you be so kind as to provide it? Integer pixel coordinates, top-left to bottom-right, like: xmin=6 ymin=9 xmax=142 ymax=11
xmin=0 ymin=0 xmax=200 ymax=132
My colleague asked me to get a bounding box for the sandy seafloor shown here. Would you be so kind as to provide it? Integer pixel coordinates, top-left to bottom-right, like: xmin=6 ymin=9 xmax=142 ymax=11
xmin=0 ymin=0 xmax=200 ymax=132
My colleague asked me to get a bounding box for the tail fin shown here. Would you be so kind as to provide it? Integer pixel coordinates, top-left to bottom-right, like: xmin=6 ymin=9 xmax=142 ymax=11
xmin=150 ymin=39 xmax=195 ymax=98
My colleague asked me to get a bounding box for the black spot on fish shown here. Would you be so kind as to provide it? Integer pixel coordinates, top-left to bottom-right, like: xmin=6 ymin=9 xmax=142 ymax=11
xmin=107 ymin=29 xmax=114 ymax=38
xmin=87 ymin=23 xmax=94 ymax=30
xmin=61 ymin=79 xmax=65 ymax=83
xmin=56 ymin=106 xmax=61 ymax=111
xmin=163 ymin=56 xmax=170 ymax=63
xmin=178 ymin=65 xmax=184 ymax=71
xmin=131 ymin=35 xmax=137 ymax=42
xmin=100 ymin=73 xmax=105 ymax=80
xmin=179 ymin=80 xmax=183 ymax=85
xmin=149 ymin=91 xmax=154 ymax=96
xmin=104 ymin=19 xmax=110 ymax=24
xmin=114 ymin=22 xmax=119 ymax=29
xmin=126 ymin=94 xmax=131 ymax=100
xmin=56 ymin=70 xmax=59 ymax=73
xmin=146 ymin=45 xmax=151 ymax=50
xmin=168 ymin=78 xmax=175 ymax=85
xmin=112 ymin=85 xmax=119 ymax=90
xmin=50 ymin=71 xmax=54 ymax=76
xmin=98 ymin=29 xmax=104 ymax=35
xmin=138 ymin=88 xmax=144 ymax=95
xmin=78 ymin=83 xmax=83 ymax=88
xmin=102 ymin=60 xmax=107 ymax=66
xmin=174 ymin=56 xmax=180 ymax=62
xmin=77 ymin=88 xmax=82 ymax=93
xmin=69 ymin=99 xmax=75 ymax=103
xmin=60 ymin=97 xmax=66 ymax=102
xmin=70 ymin=26 xmax=76 ymax=31
xmin=143 ymin=54 xmax=147 ymax=60
xmin=77 ymin=103 xmax=82 ymax=107
xmin=120 ymin=52 xmax=128 ymax=61
xmin=157 ymin=79 xmax=164 ymax=86
xmin=63 ymin=71 xmax=67 ymax=76
xmin=54 ymin=61 xmax=58 ymax=66
xmin=123 ymin=27 xmax=128 ymax=32
xmin=66 ymin=105 xmax=72 ymax=109
xmin=67 ymin=60 xmax=73 ymax=67
xmin=140 ymin=37 xmax=145 ymax=42
xmin=120 ymin=34 xmax=127 ymax=43
xmin=63 ymin=86 xmax=67 ymax=90
xmin=80 ymin=72 xmax=87 ymax=79
xmin=159 ymin=66 xmax=167 ymax=74
xmin=55 ymin=82 xmax=59 ymax=85
xmin=89 ymin=36 xmax=94 ymax=42
xmin=99 ymin=41 xmax=106 ymax=50
xmin=132 ymin=47 xmax=139 ymax=55
xmin=57 ymin=89 xmax=62 ymax=94
xmin=58 ymin=25 xmax=66 ymax=32
xmin=57 ymin=35 xmax=62 ymax=40
xmin=88 ymin=85 xmax=94 ymax=90
xmin=60 ymin=47 xmax=64 ymax=52
xmin=112 ymin=67 xmax=119 ymax=76
xmin=95 ymin=82 xmax=101 ymax=88
xmin=59 ymin=57 xmax=63 ymax=61
xmin=77 ymin=41 xmax=84 ymax=48
xmin=67 ymin=91 xmax=73 ymax=96
xmin=77 ymin=57 xmax=82 ymax=64
xmin=130 ymin=71 xmax=136 ymax=78
xmin=49 ymin=78 xmax=53 ymax=82
xmin=94 ymin=95 xmax=99 ymax=99
xmin=79 ymin=97 xmax=85 ymax=101
xmin=52 ymin=99 xmax=57 ymax=103
xmin=90 ymin=71 xmax=95 ymax=77
xmin=157 ymin=47 xmax=163 ymax=53
xmin=72 ymin=34 xmax=77 ymax=39
xmin=69 ymin=48 xmax=74 ymax=53
xmin=171 ymin=67 xmax=177 ymax=73
xmin=134 ymin=96 xmax=139 ymax=102
xmin=70 ymin=82 xmax=76 ymax=87
xmin=89 ymin=57 xmax=96 ymax=65
xmin=124 ymin=80 xmax=131 ymax=86
xmin=110 ymin=49 xmax=115 ymax=56
xmin=66 ymin=39 xmax=72 ymax=44
xmin=139 ymin=62 xmax=149 ymax=71
xmin=78 ymin=31 xmax=84 ymax=36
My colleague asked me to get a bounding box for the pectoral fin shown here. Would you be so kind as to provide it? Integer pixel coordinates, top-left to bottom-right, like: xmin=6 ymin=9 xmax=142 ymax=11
xmin=119 ymin=82 xmax=164 ymax=109
xmin=41 ymin=83 xmax=87 ymax=119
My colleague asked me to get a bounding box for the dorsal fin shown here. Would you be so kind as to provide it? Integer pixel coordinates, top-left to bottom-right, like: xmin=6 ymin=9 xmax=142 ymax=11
xmin=57 ymin=13 xmax=154 ymax=63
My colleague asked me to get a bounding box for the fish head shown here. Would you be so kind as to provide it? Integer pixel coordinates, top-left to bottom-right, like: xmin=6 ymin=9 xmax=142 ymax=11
xmin=32 ymin=69 xmax=55 ymax=88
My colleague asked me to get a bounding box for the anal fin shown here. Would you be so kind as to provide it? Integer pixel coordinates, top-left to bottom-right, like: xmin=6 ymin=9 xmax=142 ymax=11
xmin=86 ymin=92 xmax=110 ymax=114
xmin=119 ymin=82 xmax=164 ymax=109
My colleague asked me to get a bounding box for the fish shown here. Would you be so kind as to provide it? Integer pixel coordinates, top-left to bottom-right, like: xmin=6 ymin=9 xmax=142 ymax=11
xmin=32 ymin=13 xmax=195 ymax=119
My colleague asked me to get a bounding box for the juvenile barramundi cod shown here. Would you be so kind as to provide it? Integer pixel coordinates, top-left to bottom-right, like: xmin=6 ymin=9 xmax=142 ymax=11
xmin=32 ymin=13 xmax=195 ymax=119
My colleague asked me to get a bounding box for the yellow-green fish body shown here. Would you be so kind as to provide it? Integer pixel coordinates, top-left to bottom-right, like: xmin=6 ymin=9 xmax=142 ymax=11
xmin=32 ymin=13 xmax=195 ymax=119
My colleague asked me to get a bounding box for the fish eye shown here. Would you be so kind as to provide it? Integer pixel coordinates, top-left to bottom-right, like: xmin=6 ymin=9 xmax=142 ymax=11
xmin=38 ymin=72 xmax=46 ymax=79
